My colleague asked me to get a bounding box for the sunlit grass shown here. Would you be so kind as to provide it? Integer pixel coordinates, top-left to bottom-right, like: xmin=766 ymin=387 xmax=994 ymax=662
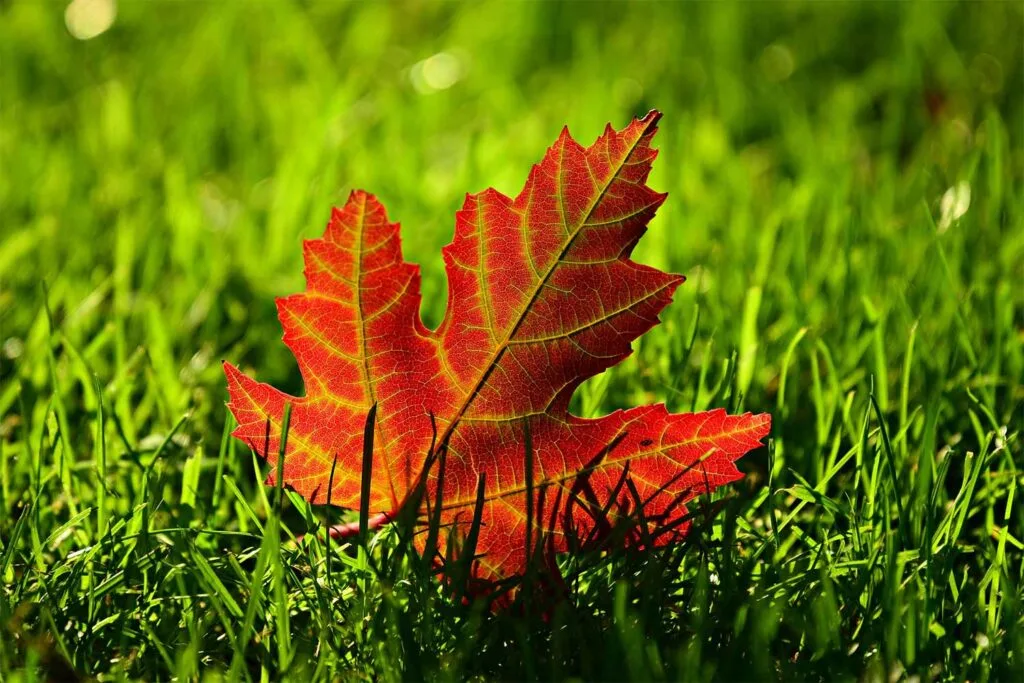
xmin=1 ymin=1 xmax=1022 ymax=680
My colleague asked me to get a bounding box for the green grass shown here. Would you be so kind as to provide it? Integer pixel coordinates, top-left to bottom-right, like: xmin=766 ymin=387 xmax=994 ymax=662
xmin=2 ymin=1 xmax=1023 ymax=680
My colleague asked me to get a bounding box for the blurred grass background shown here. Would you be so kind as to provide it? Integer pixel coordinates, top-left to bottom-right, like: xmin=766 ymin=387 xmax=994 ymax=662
xmin=1 ymin=1 xmax=1022 ymax=680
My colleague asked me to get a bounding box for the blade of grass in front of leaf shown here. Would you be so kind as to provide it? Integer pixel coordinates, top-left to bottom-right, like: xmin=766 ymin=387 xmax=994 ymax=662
xmin=358 ymin=403 xmax=377 ymax=545
xmin=425 ymin=414 xmax=447 ymax=574
xmin=273 ymin=402 xmax=292 ymax=672
xmin=325 ymin=452 xmax=339 ymax=586
xmin=357 ymin=404 xmax=377 ymax=601
xmin=456 ymin=473 xmax=487 ymax=605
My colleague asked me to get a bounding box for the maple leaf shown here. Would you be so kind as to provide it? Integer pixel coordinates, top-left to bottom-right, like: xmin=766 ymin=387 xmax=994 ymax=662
xmin=224 ymin=111 xmax=770 ymax=589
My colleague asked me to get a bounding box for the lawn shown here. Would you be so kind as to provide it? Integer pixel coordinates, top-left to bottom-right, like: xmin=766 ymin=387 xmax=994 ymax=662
xmin=1 ymin=1 xmax=1022 ymax=681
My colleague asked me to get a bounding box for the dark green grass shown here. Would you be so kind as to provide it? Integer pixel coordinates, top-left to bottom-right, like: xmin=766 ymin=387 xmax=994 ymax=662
xmin=1 ymin=1 xmax=1022 ymax=680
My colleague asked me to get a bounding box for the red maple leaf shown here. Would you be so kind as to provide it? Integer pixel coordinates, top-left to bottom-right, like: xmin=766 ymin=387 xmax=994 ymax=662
xmin=224 ymin=111 xmax=770 ymax=590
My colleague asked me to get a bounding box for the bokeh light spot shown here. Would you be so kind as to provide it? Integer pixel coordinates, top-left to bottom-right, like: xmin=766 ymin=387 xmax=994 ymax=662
xmin=410 ymin=52 xmax=464 ymax=94
xmin=760 ymin=43 xmax=794 ymax=82
xmin=938 ymin=181 xmax=971 ymax=233
xmin=65 ymin=0 xmax=117 ymax=40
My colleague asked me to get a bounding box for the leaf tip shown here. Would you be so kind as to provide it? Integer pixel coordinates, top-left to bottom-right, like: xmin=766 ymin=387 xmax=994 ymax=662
xmin=639 ymin=109 xmax=662 ymax=126
xmin=222 ymin=359 xmax=240 ymax=379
